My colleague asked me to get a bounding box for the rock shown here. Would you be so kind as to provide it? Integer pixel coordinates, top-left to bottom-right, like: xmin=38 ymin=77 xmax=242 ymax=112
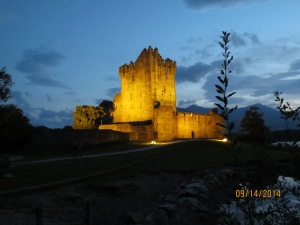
xmin=159 ymin=195 xmax=181 ymax=207
xmin=215 ymin=171 xmax=228 ymax=181
xmin=157 ymin=203 xmax=180 ymax=220
xmin=185 ymin=181 xmax=208 ymax=192
xmin=128 ymin=212 xmax=145 ymax=224
xmin=199 ymin=213 xmax=209 ymax=220
xmin=203 ymin=175 xmax=222 ymax=186
xmin=142 ymin=219 xmax=156 ymax=225
xmin=115 ymin=212 xmax=144 ymax=225
xmin=158 ymin=194 xmax=165 ymax=202
xmin=178 ymin=197 xmax=199 ymax=209
xmin=115 ymin=166 xmax=244 ymax=225
xmin=176 ymin=185 xmax=209 ymax=199
xmin=197 ymin=204 xmax=210 ymax=212
xmin=198 ymin=192 xmax=209 ymax=200
xmin=178 ymin=197 xmax=209 ymax=212
xmin=146 ymin=209 xmax=169 ymax=225
xmin=176 ymin=187 xmax=199 ymax=197
xmin=179 ymin=183 xmax=186 ymax=188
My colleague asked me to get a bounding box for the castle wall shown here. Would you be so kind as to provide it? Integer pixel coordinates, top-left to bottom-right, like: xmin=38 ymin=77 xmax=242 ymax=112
xmin=153 ymin=105 xmax=175 ymax=141
xmin=113 ymin=47 xmax=176 ymax=123
xmin=174 ymin=112 xmax=224 ymax=139
xmin=175 ymin=112 xmax=207 ymax=139
xmin=99 ymin=123 xmax=155 ymax=141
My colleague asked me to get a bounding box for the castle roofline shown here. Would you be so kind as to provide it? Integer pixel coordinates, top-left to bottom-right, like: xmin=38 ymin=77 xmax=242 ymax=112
xmin=119 ymin=46 xmax=176 ymax=72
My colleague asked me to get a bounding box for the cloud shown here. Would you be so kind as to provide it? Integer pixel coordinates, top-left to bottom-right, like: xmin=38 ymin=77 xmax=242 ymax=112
xmin=64 ymin=91 xmax=76 ymax=95
xmin=31 ymin=108 xmax=73 ymax=128
xmin=289 ymin=59 xmax=300 ymax=71
xmin=183 ymin=0 xmax=267 ymax=10
xmin=244 ymin=32 xmax=260 ymax=45
xmin=10 ymin=91 xmax=73 ymax=128
xmin=176 ymin=62 xmax=211 ymax=83
xmin=178 ymin=99 xmax=197 ymax=107
xmin=107 ymin=87 xmax=120 ymax=98
xmin=177 ymin=32 xmax=300 ymax=108
xmin=186 ymin=37 xmax=202 ymax=44
xmin=230 ymin=32 xmax=261 ymax=47
xmin=179 ymin=31 xmax=259 ymax=68
xmin=10 ymin=91 xmax=32 ymax=111
xmin=95 ymin=99 xmax=104 ymax=105
xmin=231 ymin=32 xmax=247 ymax=47
xmin=202 ymin=69 xmax=300 ymax=106
xmin=15 ymin=47 xmax=68 ymax=88
xmin=46 ymin=94 xmax=52 ymax=103
xmin=176 ymin=59 xmax=245 ymax=83
xmin=198 ymin=43 xmax=300 ymax=106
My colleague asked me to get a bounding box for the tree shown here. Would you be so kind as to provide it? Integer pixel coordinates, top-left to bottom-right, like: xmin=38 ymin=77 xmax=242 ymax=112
xmin=99 ymin=100 xmax=115 ymax=124
xmin=239 ymin=106 xmax=269 ymax=144
xmin=274 ymin=91 xmax=300 ymax=148
xmin=72 ymin=105 xmax=105 ymax=129
xmin=0 ymin=67 xmax=13 ymax=103
xmin=0 ymin=68 xmax=32 ymax=151
xmin=0 ymin=104 xmax=33 ymax=150
xmin=274 ymin=91 xmax=300 ymax=129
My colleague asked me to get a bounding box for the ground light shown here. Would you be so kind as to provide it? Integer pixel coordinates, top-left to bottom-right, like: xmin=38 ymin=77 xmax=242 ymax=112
xmin=151 ymin=141 xmax=156 ymax=145
xmin=209 ymin=138 xmax=229 ymax=143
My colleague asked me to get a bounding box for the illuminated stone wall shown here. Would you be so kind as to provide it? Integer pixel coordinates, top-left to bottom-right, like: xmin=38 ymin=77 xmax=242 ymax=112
xmin=153 ymin=105 xmax=175 ymax=141
xmin=175 ymin=111 xmax=224 ymax=139
xmin=100 ymin=123 xmax=155 ymax=141
xmin=113 ymin=46 xmax=176 ymax=123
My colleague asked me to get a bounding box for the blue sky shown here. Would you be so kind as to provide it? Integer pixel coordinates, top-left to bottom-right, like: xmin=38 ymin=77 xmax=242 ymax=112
xmin=1 ymin=0 xmax=300 ymax=128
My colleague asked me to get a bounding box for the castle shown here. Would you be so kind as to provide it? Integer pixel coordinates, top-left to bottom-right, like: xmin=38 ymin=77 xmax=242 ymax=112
xmin=99 ymin=46 xmax=224 ymax=141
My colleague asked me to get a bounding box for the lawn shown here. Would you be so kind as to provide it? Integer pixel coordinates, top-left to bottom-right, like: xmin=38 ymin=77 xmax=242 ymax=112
xmin=0 ymin=139 xmax=296 ymax=193
xmin=18 ymin=141 xmax=151 ymax=161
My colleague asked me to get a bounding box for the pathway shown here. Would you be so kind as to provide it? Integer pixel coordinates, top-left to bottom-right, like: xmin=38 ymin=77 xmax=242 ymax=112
xmin=15 ymin=139 xmax=194 ymax=165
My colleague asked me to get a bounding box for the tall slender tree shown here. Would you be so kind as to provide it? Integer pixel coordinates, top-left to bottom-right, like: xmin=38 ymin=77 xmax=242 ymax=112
xmin=274 ymin=91 xmax=300 ymax=148
xmin=214 ymin=31 xmax=238 ymax=151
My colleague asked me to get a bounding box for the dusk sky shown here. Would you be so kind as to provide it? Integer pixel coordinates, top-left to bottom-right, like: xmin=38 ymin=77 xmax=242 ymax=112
xmin=1 ymin=0 xmax=300 ymax=128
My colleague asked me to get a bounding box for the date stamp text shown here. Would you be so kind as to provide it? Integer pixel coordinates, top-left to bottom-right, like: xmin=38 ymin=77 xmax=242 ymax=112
xmin=236 ymin=189 xmax=281 ymax=198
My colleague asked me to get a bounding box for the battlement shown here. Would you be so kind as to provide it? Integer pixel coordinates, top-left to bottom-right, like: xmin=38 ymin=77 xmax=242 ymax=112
xmin=119 ymin=46 xmax=176 ymax=76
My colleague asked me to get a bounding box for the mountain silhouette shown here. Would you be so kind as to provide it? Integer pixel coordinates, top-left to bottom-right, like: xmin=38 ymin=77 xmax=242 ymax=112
xmin=177 ymin=103 xmax=299 ymax=131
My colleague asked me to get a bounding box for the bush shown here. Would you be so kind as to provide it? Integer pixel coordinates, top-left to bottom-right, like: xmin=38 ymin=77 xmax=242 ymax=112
xmin=0 ymin=104 xmax=33 ymax=151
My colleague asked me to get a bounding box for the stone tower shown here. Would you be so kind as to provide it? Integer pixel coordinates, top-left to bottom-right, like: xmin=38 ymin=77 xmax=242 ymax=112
xmin=113 ymin=46 xmax=176 ymax=123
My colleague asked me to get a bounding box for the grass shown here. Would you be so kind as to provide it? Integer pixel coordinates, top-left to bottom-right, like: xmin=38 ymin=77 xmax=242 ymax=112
xmin=0 ymin=139 xmax=297 ymax=193
xmin=17 ymin=141 xmax=151 ymax=162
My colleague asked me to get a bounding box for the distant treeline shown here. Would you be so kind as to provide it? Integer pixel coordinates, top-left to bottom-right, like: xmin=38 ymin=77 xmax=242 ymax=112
xmin=30 ymin=126 xmax=130 ymax=147
xmin=268 ymin=129 xmax=300 ymax=142
xmin=231 ymin=129 xmax=300 ymax=143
